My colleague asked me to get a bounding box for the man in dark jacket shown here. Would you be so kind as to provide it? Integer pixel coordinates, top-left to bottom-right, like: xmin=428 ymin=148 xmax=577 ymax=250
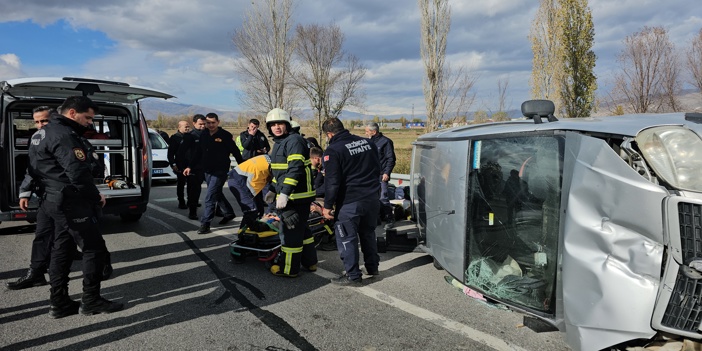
xmin=310 ymin=146 xmax=325 ymax=198
xmin=184 ymin=113 xmax=243 ymax=234
xmin=8 ymin=106 xmax=114 ymax=291
xmin=28 ymin=96 xmax=122 ymax=318
xmin=365 ymin=122 xmax=396 ymax=229
xmin=168 ymin=120 xmax=192 ymax=209
xmin=7 ymin=106 xmax=54 ymax=290
xmin=178 ymin=114 xmax=206 ymax=219
xmin=323 ymin=118 xmax=381 ymax=285
xmin=236 ymin=118 xmax=269 ymax=161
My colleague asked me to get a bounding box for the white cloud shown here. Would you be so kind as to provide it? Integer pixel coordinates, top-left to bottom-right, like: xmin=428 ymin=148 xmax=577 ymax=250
xmin=0 ymin=53 xmax=23 ymax=78
xmin=1 ymin=0 xmax=700 ymax=115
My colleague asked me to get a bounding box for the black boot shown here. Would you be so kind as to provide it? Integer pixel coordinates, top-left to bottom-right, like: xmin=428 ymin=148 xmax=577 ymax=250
xmin=102 ymin=252 xmax=114 ymax=280
xmin=188 ymin=208 xmax=198 ymax=220
xmin=79 ymin=285 xmax=124 ymax=315
xmin=49 ymin=286 xmax=79 ymax=319
xmin=178 ymin=199 xmax=187 ymax=209
xmin=239 ymin=210 xmax=259 ymax=229
xmin=6 ymin=268 xmax=47 ymax=290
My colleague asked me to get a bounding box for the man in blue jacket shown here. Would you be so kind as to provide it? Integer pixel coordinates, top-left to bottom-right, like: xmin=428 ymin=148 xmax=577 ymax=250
xmin=324 ymin=118 xmax=381 ymax=286
xmin=365 ymin=122 xmax=396 ymax=229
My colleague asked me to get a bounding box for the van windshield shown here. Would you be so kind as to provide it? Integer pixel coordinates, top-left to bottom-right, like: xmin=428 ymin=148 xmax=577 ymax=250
xmin=149 ymin=132 xmax=168 ymax=149
xmin=466 ymin=135 xmax=563 ymax=314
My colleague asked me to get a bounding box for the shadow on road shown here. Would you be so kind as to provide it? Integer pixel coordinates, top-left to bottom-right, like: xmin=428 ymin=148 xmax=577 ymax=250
xmin=1 ymin=210 xmax=429 ymax=351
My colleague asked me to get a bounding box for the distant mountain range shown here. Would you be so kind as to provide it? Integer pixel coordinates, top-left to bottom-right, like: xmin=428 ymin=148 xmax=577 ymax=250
xmin=139 ymin=99 xmax=525 ymax=122
xmin=140 ymin=90 xmax=701 ymax=122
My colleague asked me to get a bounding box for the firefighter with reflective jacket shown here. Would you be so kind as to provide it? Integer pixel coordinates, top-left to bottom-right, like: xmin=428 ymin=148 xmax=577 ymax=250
xmin=264 ymin=108 xmax=317 ymax=277
xmin=28 ymin=96 xmax=123 ymax=318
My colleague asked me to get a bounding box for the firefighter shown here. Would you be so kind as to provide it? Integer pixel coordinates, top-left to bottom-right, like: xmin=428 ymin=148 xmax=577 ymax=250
xmin=264 ymin=108 xmax=317 ymax=277
xmin=322 ymin=117 xmax=381 ymax=285
xmin=28 ymin=96 xmax=122 ymax=318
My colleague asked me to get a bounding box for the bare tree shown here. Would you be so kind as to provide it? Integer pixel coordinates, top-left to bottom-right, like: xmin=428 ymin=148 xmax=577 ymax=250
xmin=419 ymin=0 xmax=476 ymax=132
xmin=444 ymin=65 xmax=477 ymax=126
xmin=661 ymin=49 xmax=683 ymax=111
xmin=292 ymin=23 xmax=366 ymax=141
xmin=529 ymin=0 xmax=562 ymax=112
xmin=611 ymin=26 xmax=679 ymax=113
xmin=497 ymin=77 xmax=509 ymax=112
xmin=419 ymin=0 xmax=450 ymax=132
xmin=686 ymin=28 xmax=702 ymax=102
xmin=232 ymin=0 xmax=299 ymax=114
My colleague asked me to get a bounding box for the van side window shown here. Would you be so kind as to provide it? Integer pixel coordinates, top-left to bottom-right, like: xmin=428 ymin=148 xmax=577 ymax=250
xmin=466 ymin=135 xmax=563 ymax=314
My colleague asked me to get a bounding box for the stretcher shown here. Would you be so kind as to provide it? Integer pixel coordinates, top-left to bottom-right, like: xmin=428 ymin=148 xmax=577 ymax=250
xmin=229 ymin=213 xmax=336 ymax=264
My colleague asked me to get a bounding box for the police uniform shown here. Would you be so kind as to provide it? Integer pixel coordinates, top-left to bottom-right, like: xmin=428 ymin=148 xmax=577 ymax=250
xmin=7 ymin=128 xmax=111 ymax=291
xmin=369 ymin=131 xmax=396 ymax=222
xmin=179 ymin=129 xmax=204 ymax=217
xmin=323 ymin=129 xmax=381 ymax=281
xmin=28 ymin=112 xmax=114 ymax=317
xmin=268 ymin=120 xmax=317 ymax=277
xmin=167 ymin=130 xmax=188 ymax=207
xmin=237 ymin=128 xmax=270 ymax=161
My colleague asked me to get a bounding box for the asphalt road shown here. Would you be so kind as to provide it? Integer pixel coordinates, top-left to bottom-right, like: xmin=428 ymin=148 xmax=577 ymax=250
xmin=0 ymin=182 xmax=570 ymax=351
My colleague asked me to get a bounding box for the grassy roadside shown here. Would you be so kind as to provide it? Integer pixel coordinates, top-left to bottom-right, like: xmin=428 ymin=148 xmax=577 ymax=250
xmin=157 ymin=126 xmax=422 ymax=174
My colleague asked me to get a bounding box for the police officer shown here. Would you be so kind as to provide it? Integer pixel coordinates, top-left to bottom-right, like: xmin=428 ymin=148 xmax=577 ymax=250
xmin=168 ymin=120 xmax=192 ymax=209
xmin=365 ymin=122 xmax=396 ymax=229
xmin=323 ymin=117 xmax=381 ymax=285
xmin=6 ymin=106 xmax=54 ymax=290
xmin=28 ymin=96 xmax=122 ymax=318
xmin=7 ymin=107 xmax=114 ymax=291
xmin=264 ymin=108 xmax=317 ymax=277
xmin=236 ymin=118 xmax=269 ymax=161
xmin=179 ymin=114 xmax=206 ymax=219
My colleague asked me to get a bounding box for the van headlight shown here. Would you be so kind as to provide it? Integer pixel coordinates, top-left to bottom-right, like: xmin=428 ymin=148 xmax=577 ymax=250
xmin=637 ymin=126 xmax=702 ymax=192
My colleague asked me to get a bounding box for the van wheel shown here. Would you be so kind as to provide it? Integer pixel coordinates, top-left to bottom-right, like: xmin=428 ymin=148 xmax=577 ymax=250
xmin=120 ymin=213 xmax=142 ymax=222
xmin=433 ymin=258 xmax=443 ymax=270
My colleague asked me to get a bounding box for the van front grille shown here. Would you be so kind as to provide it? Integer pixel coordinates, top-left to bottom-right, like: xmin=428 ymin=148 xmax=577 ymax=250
xmin=153 ymin=160 xmax=169 ymax=168
xmin=661 ymin=202 xmax=702 ymax=332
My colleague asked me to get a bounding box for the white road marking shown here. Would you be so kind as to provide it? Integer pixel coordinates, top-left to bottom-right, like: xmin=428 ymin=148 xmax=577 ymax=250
xmin=149 ymin=202 xmax=526 ymax=351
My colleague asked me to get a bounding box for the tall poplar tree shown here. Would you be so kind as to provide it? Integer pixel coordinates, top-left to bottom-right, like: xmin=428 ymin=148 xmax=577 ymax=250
xmin=558 ymin=0 xmax=597 ymax=117
xmin=529 ymin=0 xmax=562 ymax=113
xmin=530 ymin=0 xmax=597 ymax=117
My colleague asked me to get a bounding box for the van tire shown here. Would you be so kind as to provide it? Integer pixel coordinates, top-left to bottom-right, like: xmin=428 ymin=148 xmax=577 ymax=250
xmin=120 ymin=213 xmax=142 ymax=222
xmin=433 ymin=258 xmax=443 ymax=270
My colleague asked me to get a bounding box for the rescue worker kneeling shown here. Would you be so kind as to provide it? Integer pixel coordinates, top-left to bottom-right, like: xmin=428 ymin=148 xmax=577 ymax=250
xmin=264 ymin=108 xmax=317 ymax=277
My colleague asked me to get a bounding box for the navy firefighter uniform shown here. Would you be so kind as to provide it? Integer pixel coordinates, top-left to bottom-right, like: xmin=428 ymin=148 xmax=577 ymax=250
xmin=323 ymin=126 xmax=381 ymax=283
xmin=266 ymin=108 xmax=317 ymax=277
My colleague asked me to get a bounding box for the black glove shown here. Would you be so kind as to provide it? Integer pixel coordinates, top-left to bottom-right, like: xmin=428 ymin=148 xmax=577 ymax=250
xmin=282 ymin=210 xmax=300 ymax=229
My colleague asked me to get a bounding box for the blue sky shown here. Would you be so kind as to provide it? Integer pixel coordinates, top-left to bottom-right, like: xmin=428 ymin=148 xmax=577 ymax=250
xmin=1 ymin=0 xmax=701 ymax=116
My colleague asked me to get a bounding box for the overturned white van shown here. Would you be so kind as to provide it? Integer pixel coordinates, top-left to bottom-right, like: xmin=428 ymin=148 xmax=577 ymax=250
xmin=412 ymin=100 xmax=702 ymax=350
xmin=0 ymin=77 xmax=175 ymax=223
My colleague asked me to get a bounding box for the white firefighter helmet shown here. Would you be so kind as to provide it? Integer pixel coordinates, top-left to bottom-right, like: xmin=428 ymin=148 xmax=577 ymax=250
xmin=266 ymin=108 xmax=291 ymax=125
xmin=266 ymin=108 xmax=292 ymax=135
xmin=290 ymin=120 xmax=301 ymax=133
